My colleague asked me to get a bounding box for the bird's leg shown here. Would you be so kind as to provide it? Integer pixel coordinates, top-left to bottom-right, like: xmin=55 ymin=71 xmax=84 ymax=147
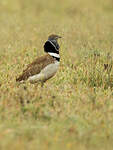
xmin=34 ymin=83 xmax=39 ymax=89
xmin=41 ymin=82 xmax=44 ymax=88
xmin=33 ymin=81 xmax=44 ymax=89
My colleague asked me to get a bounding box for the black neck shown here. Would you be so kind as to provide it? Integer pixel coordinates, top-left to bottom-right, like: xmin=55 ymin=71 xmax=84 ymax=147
xmin=44 ymin=40 xmax=59 ymax=54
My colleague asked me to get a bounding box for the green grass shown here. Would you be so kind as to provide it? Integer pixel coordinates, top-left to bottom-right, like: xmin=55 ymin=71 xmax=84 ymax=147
xmin=0 ymin=0 xmax=113 ymax=149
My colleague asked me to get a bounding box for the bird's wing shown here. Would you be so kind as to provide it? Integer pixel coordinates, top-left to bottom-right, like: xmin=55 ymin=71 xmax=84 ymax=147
xmin=16 ymin=54 xmax=55 ymax=82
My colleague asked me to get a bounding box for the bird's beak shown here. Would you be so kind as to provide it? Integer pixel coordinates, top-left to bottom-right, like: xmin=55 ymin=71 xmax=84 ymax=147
xmin=58 ymin=36 xmax=62 ymax=38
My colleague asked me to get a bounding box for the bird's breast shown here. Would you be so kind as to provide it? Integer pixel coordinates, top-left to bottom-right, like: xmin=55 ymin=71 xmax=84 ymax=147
xmin=41 ymin=61 xmax=60 ymax=79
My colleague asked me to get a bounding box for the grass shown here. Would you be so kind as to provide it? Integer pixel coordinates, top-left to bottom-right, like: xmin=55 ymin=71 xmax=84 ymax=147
xmin=0 ymin=0 xmax=113 ymax=149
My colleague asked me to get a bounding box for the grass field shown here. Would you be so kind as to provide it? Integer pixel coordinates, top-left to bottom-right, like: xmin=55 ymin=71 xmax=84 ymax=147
xmin=0 ymin=0 xmax=113 ymax=149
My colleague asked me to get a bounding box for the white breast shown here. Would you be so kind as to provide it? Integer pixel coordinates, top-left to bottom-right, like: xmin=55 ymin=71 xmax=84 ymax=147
xmin=28 ymin=61 xmax=60 ymax=83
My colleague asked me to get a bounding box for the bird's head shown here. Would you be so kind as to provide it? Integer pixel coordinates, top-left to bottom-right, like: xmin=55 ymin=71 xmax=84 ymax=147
xmin=44 ymin=34 xmax=61 ymax=54
xmin=48 ymin=34 xmax=62 ymax=41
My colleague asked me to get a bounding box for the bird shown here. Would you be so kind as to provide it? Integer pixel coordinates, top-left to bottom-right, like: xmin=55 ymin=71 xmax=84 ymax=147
xmin=16 ymin=34 xmax=61 ymax=86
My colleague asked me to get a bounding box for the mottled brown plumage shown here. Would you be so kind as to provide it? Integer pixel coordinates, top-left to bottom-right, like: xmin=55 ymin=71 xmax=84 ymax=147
xmin=16 ymin=54 xmax=55 ymax=82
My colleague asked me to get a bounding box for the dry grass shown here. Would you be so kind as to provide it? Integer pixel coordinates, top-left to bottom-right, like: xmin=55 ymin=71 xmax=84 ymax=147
xmin=0 ymin=0 xmax=113 ymax=149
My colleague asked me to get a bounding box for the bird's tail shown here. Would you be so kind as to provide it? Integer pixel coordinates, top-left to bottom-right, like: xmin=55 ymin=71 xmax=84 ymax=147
xmin=16 ymin=75 xmax=24 ymax=82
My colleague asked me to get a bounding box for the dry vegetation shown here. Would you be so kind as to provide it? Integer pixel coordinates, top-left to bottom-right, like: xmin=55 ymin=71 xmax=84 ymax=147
xmin=0 ymin=0 xmax=113 ymax=149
